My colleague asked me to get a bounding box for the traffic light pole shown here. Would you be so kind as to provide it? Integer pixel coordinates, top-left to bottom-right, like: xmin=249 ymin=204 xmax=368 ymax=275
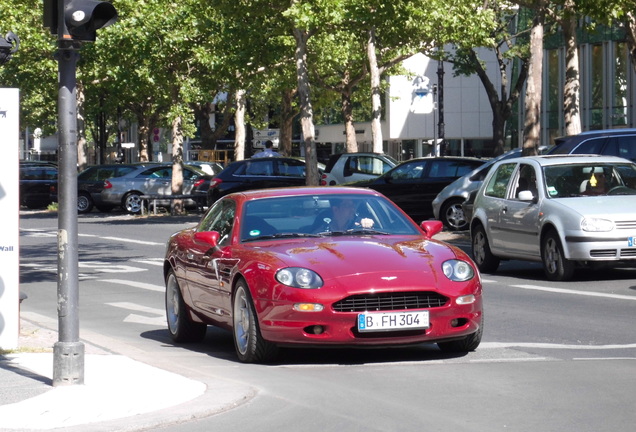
xmin=53 ymin=42 xmax=84 ymax=386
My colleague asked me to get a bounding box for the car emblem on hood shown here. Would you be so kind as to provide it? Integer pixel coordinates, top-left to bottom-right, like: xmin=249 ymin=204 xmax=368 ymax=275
xmin=381 ymin=276 xmax=397 ymax=281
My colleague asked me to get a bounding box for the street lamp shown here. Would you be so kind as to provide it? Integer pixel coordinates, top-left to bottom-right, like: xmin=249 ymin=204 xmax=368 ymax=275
xmin=0 ymin=31 xmax=19 ymax=65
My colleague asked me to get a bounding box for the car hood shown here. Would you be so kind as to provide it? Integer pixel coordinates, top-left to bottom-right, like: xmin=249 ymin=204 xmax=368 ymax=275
xmin=243 ymin=235 xmax=468 ymax=287
xmin=551 ymin=196 xmax=636 ymax=219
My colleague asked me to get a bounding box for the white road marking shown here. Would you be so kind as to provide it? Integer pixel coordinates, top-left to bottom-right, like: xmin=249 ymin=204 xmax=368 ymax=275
xmin=106 ymin=302 xmax=165 ymax=326
xmin=84 ymin=234 xmax=163 ymax=246
xmin=510 ymin=284 xmax=636 ymax=301
xmin=79 ymin=261 xmax=147 ymax=273
xmin=99 ymin=279 xmax=164 ymax=292
xmin=133 ymin=258 xmax=164 ymax=267
xmin=480 ymin=342 xmax=636 ymax=349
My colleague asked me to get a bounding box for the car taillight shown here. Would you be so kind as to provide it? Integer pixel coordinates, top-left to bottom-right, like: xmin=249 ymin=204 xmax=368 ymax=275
xmin=320 ymin=174 xmax=327 ymax=186
xmin=103 ymin=180 xmax=112 ymax=189
xmin=193 ymin=179 xmax=205 ymax=187
xmin=210 ymin=178 xmax=222 ymax=188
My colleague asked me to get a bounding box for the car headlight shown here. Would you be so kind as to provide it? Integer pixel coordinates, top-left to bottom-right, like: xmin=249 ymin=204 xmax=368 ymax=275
xmin=442 ymin=260 xmax=475 ymax=282
xmin=276 ymin=267 xmax=323 ymax=288
xmin=581 ymin=218 xmax=614 ymax=232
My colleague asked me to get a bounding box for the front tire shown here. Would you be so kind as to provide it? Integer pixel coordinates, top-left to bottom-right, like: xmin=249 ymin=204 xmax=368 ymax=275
xmin=123 ymin=191 xmax=143 ymax=214
xmin=441 ymin=199 xmax=468 ymax=231
xmin=232 ymin=280 xmax=278 ymax=363
xmin=542 ymin=231 xmax=574 ymax=281
xmin=438 ymin=317 xmax=483 ymax=353
xmin=165 ymin=270 xmax=207 ymax=343
xmin=471 ymin=224 xmax=500 ymax=273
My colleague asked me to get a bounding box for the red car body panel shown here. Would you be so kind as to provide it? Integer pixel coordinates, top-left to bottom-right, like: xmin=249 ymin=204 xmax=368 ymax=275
xmin=165 ymin=186 xmax=483 ymax=348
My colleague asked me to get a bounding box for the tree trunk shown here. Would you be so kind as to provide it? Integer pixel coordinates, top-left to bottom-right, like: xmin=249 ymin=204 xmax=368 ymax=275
xmin=279 ymin=88 xmax=297 ymax=157
xmin=367 ymin=27 xmax=383 ymax=153
xmin=522 ymin=11 xmax=544 ymax=156
xmin=234 ymin=88 xmax=246 ymax=161
xmin=563 ymin=1 xmax=581 ymax=136
xmin=293 ymin=28 xmax=319 ymax=186
xmin=624 ymin=13 xmax=636 ymax=77
xmin=171 ymin=115 xmax=185 ymax=215
xmin=138 ymin=117 xmax=150 ymax=162
xmin=341 ymin=85 xmax=358 ymax=153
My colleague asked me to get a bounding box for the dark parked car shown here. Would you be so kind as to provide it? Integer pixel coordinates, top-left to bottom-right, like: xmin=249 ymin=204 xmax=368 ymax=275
xmin=19 ymin=164 xmax=58 ymax=209
xmin=348 ymin=157 xmax=486 ymax=223
xmin=546 ymin=128 xmax=636 ymax=162
xmin=206 ymin=157 xmax=320 ymax=205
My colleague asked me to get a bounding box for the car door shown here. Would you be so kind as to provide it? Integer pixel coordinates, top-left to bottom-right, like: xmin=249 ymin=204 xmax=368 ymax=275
xmin=185 ymin=198 xmax=237 ymax=327
xmin=481 ymin=162 xmax=517 ymax=251
xmin=138 ymin=166 xmax=172 ymax=195
xmin=367 ymin=159 xmax=431 ymax=222
xmin=497 ymin=163 xmax=542 ymax=258
xmin=272 ymin=159 xmax=310 ymax=186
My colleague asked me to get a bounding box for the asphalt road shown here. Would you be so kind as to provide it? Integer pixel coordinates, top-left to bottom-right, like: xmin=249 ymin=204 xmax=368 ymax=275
xmin=18 ymin=210 xmax=636 ymax=432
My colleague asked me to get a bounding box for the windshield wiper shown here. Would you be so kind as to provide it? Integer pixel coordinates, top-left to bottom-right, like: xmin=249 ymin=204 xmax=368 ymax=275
xmin=243 ymin=232 xmax=322 ymax=242
xmin=318 ymin=228 xmax=390 ymax=236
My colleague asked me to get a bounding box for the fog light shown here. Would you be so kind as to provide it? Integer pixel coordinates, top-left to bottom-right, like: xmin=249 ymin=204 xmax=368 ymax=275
xmin=294 ymin=303 xmax=324 ymax=312
xmin=456 ymin=294 xmax=476 ymax=305
xmin=305 ymin=325 xmax=324 ymax=335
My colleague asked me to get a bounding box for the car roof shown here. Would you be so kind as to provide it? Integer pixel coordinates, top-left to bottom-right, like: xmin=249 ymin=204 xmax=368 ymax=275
xmin=226 ymin=186 xmax=383 ymax=201
xmin=494 ymin=154 xmax=633 ymax=167
xmin=554 ymin=128 xmax=636 ymax=143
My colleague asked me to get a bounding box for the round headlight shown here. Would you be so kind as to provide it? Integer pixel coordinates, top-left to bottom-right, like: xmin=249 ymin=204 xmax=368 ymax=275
xmin=442 ymin=260 xmax=475 ymax=282
xmin=581 ymin=218 xmax=614 ymax=232
xmin=275 ymin=267 xmax=323 ymax=288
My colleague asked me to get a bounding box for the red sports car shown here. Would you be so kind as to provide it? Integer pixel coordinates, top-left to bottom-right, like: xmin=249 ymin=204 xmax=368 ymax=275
xmin=164 ymin=186 xmax=483 ymax=363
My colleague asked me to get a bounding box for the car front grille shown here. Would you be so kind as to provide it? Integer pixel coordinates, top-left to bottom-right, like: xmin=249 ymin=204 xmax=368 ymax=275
xmin=620 ymin=249 xmax=636 ymax=258
xmin=590 ymin=249 xmax=618 ymax=258
xmin=332 ymin=292 xmax=449 ymax=313
xmin=615 ymin=220 xmax=636 ymax=230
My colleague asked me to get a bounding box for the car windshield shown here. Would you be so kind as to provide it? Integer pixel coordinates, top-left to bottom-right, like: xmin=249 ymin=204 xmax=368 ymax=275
xmin=543 ymin=162 xmax=636 ymax=198
xmin=240 ymin=194 xmax=419 ymax=242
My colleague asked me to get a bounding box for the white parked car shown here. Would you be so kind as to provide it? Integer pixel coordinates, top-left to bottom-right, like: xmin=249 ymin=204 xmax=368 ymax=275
xmin=470 ymin=154 xmax=636 ymax=281
xmin=320 ymin=152 xmax=397 ymax=185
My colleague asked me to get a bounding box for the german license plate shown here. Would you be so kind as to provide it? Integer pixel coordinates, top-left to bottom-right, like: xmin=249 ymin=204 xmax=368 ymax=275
xmin=357 ymin=310 xmax=429 ymax=332
xmin=629 ymin=237 xmax=636 ymax=247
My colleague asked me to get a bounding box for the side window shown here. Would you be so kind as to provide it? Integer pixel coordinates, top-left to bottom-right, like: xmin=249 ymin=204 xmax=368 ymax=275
xmin=116 ymin=167 xmax=137 ymax=177
xmin=485 ymin=163 xmax=516 ymax=198
xmin=606 ymin=136 xmax=636 ymax=162
xmin=245 ymin=160 xmax=273 ymax=176
xmin=353 ymin=156 xmax=387 ymax=175
xmin=388 ymin=161 xmax=425 ymax=180
xmin=573 ymin=138 xmax=605 ymax=155
xmin=428 ymin=160 xmax=469 ymax=178
xmin=198 ymin=199 xmax=236 ymax=246
xmin=275 ymin=160 xmax=305 ymax=177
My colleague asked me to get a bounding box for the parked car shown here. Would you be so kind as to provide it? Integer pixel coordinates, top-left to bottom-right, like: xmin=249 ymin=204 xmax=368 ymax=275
xmin=163 ymin=186 xmax=483 ymax=363
xmin=185 ymin=161 xmax=224 ymax=176
xmin=19 ymin=164 xmax=58 ymax=209
xmin=348 ymin=157 xmax=486 ymax=223
xmin=72 ymin=163 xmax=159 ymax=213
xmin=432 ymin=149 xmax=522 ymax=231
xmin=320 ymin=152 xmax=397 ymax=185
xmin=470 ymin=154 xmax=636 ymax=281
xmin=206 ymin=157 xmax=320 ymax=205
xmin=100 ymin=164 xmax=212 ymax=214
xmin=546 ymin=128 xmax=636 ymax=162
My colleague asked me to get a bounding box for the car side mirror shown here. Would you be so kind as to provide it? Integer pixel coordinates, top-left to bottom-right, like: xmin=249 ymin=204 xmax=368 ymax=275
xmin=420 ymin=220 xmax=444 ymax=238
xmin=517 ymin=190 xmax=536 ymax=202
xmin=194 ymin=231 xmax=221 ymax=247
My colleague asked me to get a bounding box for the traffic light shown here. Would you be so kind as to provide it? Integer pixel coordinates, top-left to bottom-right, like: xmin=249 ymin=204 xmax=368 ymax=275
xmin=43 ymin=0 xmax=117 ymax=42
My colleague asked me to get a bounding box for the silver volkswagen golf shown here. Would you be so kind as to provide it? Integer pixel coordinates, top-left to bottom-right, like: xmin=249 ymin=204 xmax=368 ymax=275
xmin=470 ymin=154 xmax=636 ymax=281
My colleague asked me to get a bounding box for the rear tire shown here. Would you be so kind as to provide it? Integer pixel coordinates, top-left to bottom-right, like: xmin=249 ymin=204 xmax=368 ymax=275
xmin=471 ymin=224 xmax=500 ymax=273
xmin=77 ymin=192 xmax=94 ymax=213
xmin=165 ymin=270 xmax=207 ymax=343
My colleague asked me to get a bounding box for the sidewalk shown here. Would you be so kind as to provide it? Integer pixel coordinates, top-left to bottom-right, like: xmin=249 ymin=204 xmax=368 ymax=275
xmin=0 ymin=318 xmax=254 ymax=432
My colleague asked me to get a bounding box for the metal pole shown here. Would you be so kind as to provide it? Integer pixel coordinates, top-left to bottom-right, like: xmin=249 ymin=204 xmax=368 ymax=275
xmin=53 ymin=43 xmax=84 ymax=386
xmin=437 ymin=57 xmax=445 ymax=156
